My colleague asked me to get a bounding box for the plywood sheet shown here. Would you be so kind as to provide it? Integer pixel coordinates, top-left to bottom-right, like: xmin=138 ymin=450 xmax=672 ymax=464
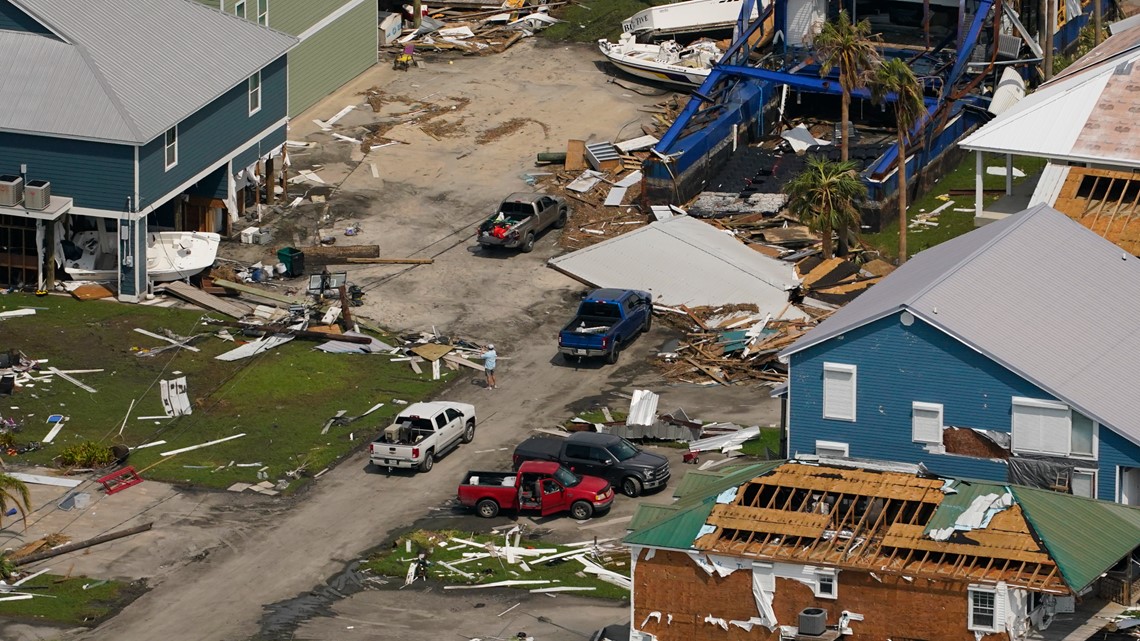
xmin=565 ymin=139 xmax=587 ymax=171
xmin=411 ymin=343 xmax=454 ymax=361
xmin=71 ymin=283 xmax=115 ymax=300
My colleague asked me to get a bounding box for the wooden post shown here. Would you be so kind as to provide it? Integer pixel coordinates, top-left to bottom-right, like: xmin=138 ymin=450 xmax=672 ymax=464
xmin=338 ymin=285 xmax=353 ymax=331
xmin=1044 ymin=0 xmax=1054 ymax=81
xmin=280 ymin=145 xmax=289 ymax=203
xmin=265 ymin=158 xmax=276 ymax=206
xmin=1039 ymin=0 xmax=1049 ymax=78
xmin=413 ymin=0 xmax=422 ymax=28
xmin=1094 ymin=0 xmax=1102 ymax=46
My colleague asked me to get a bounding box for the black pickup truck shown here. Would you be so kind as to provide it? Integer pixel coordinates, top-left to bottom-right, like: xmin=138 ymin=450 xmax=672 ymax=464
xmin=512 ymin=431 xmax=670 ymax=497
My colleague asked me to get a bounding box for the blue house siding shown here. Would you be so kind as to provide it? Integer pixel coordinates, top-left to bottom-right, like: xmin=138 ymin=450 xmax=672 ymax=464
xmin=137 ymin=54 xmax=287 ymax=210
xmin=233 ymin=122 xmax=286 ymax=172
xmin=788 ymin=311 xmax=1140 ymax=499
xmin=0 ymin=131 xmax=132 ymax=211
xmin=0 ymin=0 xmax=51 ymax=34
xmin=187 ymin=163 xmax=229 ymax=200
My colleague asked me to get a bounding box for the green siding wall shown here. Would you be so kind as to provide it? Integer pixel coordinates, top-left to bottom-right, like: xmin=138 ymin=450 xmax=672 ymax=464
xmin=287 ymin=0 xmax=376 ymax=115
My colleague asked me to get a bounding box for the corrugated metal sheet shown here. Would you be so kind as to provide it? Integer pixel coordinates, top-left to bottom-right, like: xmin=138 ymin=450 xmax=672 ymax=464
xmin=626 ymin=390 xmax=660 ymax=426
xmin=548 ymin=216 xmax=807 ymax=319
xmin=1027 ymin=161 xmax=1070 ymax=207
xmin=782 ymin=205 xmax=1140 ymax=447
xmin=5 ymin=0 xmax=295 ymax=143
xmin=606 ymin=421 xmax=699 ymax=441
xmin=1012 ymin=485 xmax=1140 ymax=591
xmin=922 ymin=479 xmax=1006 ymax=535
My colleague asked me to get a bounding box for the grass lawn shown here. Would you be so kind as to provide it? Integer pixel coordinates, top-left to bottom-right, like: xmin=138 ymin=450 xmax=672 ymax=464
xmin=365 ymin=530 xmax=630 ymax=600
xmin=739 ymin=427 xmax=782 ymax=458
xmin=862 ymin=154 xmax=1048 ymax=260
xmin=543 ymin=0 xmax=674 ymax=43
xmin=0 ymin=294 xmax=451 ymax=490
xmin=0 ymin=574 xmax=134 ymax=626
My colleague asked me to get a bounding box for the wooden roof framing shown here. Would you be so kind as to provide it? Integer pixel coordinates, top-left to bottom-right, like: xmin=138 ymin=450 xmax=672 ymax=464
xmin=695 ymin=464 xmax=1070 ymax=593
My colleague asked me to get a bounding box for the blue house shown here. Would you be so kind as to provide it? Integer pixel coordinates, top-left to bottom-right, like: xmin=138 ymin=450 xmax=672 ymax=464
xmin=0 ymin=0 xmax=295 ymax=300
xmin=779 ymin=204 xmax=1140 ymax=505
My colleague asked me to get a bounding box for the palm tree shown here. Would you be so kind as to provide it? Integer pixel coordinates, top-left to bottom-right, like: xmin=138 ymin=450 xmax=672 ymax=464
xmin=813 ymin=10 xmax=880 ymax=255
xmin=784 ymin=156 xmax=868 ymax=259
xmin=0 ymin=472 xmax=31 ymax=529
xmin=871 ymin=58 xmax=927 ymax=264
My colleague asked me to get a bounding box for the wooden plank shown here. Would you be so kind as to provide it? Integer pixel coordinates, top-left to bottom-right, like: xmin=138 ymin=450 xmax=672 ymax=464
xmin=133 ymin=328 xmax=201 ymax=352
xmin=411 ymin=343 xmax=454 ymax=362
xmin=345 ymin=257 xmax=434 ymax=265
xmin=565 ymin=140 xmax=587 ymax=171
xmin=70 ymin=284 xmax=115 ymax=301
xmin=210 ymin=279 xmax=307 ymax=305
xmin=161 ymin=281 xmax=251 ymax=318
xmin=47 ymin=367 xmax=96 ymax=393
xmin=443 ymin=353 xmax=484 ymax=372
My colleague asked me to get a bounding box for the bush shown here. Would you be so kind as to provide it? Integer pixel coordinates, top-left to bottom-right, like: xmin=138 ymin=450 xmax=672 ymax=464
xmin=58 ymin=441 xmax=115 ymax=468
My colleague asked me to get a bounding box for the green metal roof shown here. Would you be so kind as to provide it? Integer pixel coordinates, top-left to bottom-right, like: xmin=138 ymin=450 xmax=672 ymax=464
xmin=1011 ymin=485 xmax=1140 ymax=591
xmin=625 ymin=461 xmax=783 ymax=550
xmin=922 ymin=479 xmax=1008 ymax=535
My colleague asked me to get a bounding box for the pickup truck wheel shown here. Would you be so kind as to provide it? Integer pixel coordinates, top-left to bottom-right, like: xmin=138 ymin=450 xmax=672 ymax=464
xmin=476 ymin=498 xmax=500 ymax=518
xmin=621 ymin=476 xmax=643 ymax=498
xmin=643 ymin=313 xmax=653 ymax=332
xmin=570 ymin=500 xmax=594 ymax=520
xmin=462 ymin=419 xmax=476 ymax=443
xmin=520 ymin=232 xmax=536 ymax=253
xmin=605 ymin=339 xmax=622 ymax=364
xmin=418 ymin=452 xmax=434 ymax=473
xmin=554 ymin=208 xmax=569 ymax=229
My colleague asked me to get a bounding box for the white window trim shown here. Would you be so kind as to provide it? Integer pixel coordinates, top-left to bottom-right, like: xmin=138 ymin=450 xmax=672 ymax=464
xmin=968 ymin=586 xmax=999 ymax=633
xmin=1069 ymin=414 xmax=1099 ymax=460
xmin=812 ymin=568 xmax=838 ymax=599
xmin=912 ymin=401 xmax=944 ymax=445
xmin=164 ymin=126 xmax=178 ymax=171
xmin=1071 ymin=468 xmax=1097 ymax=499
xmin=815 ymin=440 xmax=849 ymax=458
xmin=822 ymin=362 xmax=857 ymax=422
xmin=234 ymin=0 xmax=246 ymax=18
xmin=256 ymin=0 xmax=268 ymax=25
xmin=248 ymin=72 xmax=262 ymax=116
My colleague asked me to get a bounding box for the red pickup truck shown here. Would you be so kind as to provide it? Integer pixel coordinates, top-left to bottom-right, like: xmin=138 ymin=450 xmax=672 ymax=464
xmin=457 ymin=461 xmax=615 ymax=520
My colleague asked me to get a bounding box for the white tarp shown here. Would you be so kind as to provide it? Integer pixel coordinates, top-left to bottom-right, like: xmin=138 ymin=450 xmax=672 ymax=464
xmin=929 ymin=492 xmax=1013 ymax=540
xmin=781 ymin=124 xmax=828 ymax=153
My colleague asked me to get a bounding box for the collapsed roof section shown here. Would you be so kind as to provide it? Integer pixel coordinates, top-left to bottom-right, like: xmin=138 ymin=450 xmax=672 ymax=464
xmin=626 ymin=459 xmax=1140 ymax=594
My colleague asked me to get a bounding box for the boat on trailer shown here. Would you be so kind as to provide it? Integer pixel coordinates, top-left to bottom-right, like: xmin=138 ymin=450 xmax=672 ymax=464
xmin=598 ymin=33 xmax=723 ymax=88
xmin=61 ymin=230 xmax=221 ymax=282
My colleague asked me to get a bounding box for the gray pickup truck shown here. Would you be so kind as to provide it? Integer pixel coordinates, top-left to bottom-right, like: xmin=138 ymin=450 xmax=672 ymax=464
xmin=477 ymin=193 xmax=570 ymax=253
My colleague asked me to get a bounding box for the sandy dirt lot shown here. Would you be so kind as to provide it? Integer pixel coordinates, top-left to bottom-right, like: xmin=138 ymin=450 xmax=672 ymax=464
xmin=1 ymin=41 xmax=781 ymax=641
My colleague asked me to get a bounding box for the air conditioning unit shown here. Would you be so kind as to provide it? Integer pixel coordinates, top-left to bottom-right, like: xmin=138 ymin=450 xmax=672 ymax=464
xmin=798 ymin=608 xmax=827 ymax=637
xmin=0 ymin=175 xmax=23 ymax=207
xmin=24 ymin=180 xmax=50 ymax=211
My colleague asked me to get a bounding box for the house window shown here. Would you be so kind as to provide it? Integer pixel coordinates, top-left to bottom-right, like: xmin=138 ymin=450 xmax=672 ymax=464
xmin=248 ymin=72 xmax=261 ymax=115
xmin=814 ymin=571 xmax=837 ymax=598
xmin=1072 ymin=469 xmax=1096 ymax=498
xmin=234 ymin=0 xmax=246 ymax=18
xmin=822 ymin=363 xmax=856 ymax=421
xmin=1011 ymin=398 xmax=1097 ymax=459
xmin=164 ymin=126 xmax=178 ymax=170
xmin=815 ymin=440 xmax=849 ymax=458
xmin=968 ymin=587 xmax=997 ymax=632
xmin=256 ymin=0 xmax=268 ymax=25
xmin=912 ymin=402 xmax=944 ymax=445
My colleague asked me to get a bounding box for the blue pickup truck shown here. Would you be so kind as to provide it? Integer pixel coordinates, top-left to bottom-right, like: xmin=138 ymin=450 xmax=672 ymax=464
xmin=558 ymin=288 xmax=653 ymax=364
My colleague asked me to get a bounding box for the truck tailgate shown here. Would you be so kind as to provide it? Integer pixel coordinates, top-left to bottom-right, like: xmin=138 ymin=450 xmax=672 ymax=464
xmin=370 ymin=441 xmax=418 ymax=463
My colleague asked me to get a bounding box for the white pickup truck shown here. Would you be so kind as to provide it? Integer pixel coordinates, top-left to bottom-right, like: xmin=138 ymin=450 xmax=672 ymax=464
xmin=369 ymin=401 xmax=477 ymax=472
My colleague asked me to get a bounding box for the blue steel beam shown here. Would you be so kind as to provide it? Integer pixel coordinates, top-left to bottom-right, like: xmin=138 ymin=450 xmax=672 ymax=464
xmin=716 ymin=64 xmax=938 ymax=108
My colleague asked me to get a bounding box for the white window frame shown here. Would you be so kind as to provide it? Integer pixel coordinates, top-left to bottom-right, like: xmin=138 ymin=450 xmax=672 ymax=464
xmin=822 ymin=362 xmax=857 ymax=421
xmin=164 ymin=126 xmax=178 ymax=170
xmin=234 ymin=0 xmax=246 ymax=18
xmin=248 ymin=72 xmax=262 ymax=116
xmin=813 ymin=569 xmax=838 ymax=599
xmin=912 ymin=401 xmax=944 ymax=445
xmin=1011 ymin=397 xmax=1099 ymax=460
xmin=968 ymin=586 xmax=998 ymax=632
xmin=256 ymin=0 xmax=268 ymax=25
xmin=815 ymin=440 xmax=849 ymax=458
xmin=1071 ymin=468 xmax=1097 ymax=499
xmin=1069 ymin=411 xmax=1098 ymax=460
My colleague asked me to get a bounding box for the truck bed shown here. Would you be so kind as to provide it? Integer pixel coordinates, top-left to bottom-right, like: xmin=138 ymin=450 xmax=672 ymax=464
xmin=561 ymin=315 xmax=620 ymax=335
xmin=460 ymin=471 xmax=517 ymax=487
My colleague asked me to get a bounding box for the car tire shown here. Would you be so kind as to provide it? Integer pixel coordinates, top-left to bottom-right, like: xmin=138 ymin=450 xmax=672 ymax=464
xmin=476 ymin=498 xmax=500 ymax=518
xmin=643 ymin=313 xmax=652 ymax=333
xmin=554 ymin=208 xmax=569 ymax=229
xmin=621 ymin=476 xmax=643 ymax=498
xmin=605 ymin=339 xmax=622 ymax=364
xmin=462 ymin=419 xmax=476 ymax=443
xmin=520 ymin=232 xmax=536 ymax=253
xmin=419 ymin=452 xmax=434 ymax=473
xmin=570 ymin=500 xmax=594 ymax=521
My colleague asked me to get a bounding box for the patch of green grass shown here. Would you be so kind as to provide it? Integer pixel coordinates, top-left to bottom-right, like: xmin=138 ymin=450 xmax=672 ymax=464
xmin=739 ymin=427 xmax=782 ymax=458
xmin=365 ymin=530 xmax=630 ymax=600
xmin=572 ymin=409 xmax=627 ymax=425
xmin=0 ymin=574 xmax=135 ymax=626
xmin=543 ymin=0 xmax=674 ymax=43
xmin=1 ymin=295 xmax=451 ymax=489
xmin=862 ymin=154 xmax=1048 ymax=260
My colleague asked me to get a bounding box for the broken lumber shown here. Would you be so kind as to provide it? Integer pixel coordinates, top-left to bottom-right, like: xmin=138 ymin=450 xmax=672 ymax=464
xmin=209 ymin=279 xmax=307 ymax=305
xmin=296 ymin=245 xmax=380 ymax=266
xmin=160 ymin=281 xmax=252 ymax=318
xmin=14 ymin=523 xmax=153 ymax=566
xmin=344 ymin=257 xmax=434 ymax=265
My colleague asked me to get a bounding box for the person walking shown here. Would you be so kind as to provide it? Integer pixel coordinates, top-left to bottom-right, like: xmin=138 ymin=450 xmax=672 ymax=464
xmin=481 ymin=344 xmax=497 ymax=389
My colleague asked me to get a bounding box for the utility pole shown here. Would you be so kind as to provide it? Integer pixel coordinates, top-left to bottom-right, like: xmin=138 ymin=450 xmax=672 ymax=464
xmin=1044 ymin=0 xmax=1054 ymax=81
xmin=1094 ymin=0 xmax=1103 ymax=46
xmin=413 ymin=0 xmax=422 ymax=29
xmin=1039 ymin=0 xmax=1049 ymax=79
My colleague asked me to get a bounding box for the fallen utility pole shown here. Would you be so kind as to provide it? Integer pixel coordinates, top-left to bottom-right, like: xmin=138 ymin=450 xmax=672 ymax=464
xmin=15 ymin=523 xmax=153 ymax=566
xmin=345 ymin=257 xmax=433 ymax=265
xmin=298 ymin=245 xmax=380 ymax=262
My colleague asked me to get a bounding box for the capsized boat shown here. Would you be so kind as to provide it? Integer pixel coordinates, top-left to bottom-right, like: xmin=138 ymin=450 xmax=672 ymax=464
xmin=598 ymin=33 xmax=722 ymax=88
xmin=621 ymin=0 xmax=761 ymax=39
xmin=61 ymin=230 xmax=221 ymax=282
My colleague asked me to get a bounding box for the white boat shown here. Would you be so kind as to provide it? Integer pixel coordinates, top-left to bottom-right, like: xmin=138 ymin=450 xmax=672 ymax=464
xmin=598 ymin=33 xmax=723 ymax=88
xmin=621 ymin=0 xmax=761 ymax=39
xmin=62 ymin=230 xmax=221 ymax=282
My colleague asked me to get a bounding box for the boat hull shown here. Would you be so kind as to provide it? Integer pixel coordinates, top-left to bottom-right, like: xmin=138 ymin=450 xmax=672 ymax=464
xmin=63 ymin=231 xmax=221 ymax=283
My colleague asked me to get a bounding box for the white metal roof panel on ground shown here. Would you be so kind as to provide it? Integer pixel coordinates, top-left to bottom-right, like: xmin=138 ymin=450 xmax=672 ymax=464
xmin=781 ymin=204 xmax=1140 ymax=446
xmin=960 ymin=23 xmax=1140 ymax=167
xmin=548 ymin=216 xmax=806 ymax=320
xmin=4 ymin=0 xmax=296 ymax=144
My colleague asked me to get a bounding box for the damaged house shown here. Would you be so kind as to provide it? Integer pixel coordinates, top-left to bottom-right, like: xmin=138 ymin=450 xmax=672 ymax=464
xmin=776 ymin=204 xmax=1140 ymax=504
xmin=625 ymin=460 xmax=1140 ymax=641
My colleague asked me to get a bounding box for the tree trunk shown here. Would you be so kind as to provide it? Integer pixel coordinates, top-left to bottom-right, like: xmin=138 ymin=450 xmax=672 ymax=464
xmin=838 ymin=91 xmax=851 ymax=256
xmin=896 ymin=128 xmax=908 ymax=264
xmin=822 ymin=222 xmax=834 ymax=259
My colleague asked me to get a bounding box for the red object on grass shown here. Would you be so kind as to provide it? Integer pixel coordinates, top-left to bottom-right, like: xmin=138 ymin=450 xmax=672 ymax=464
xmin=97 ymin=466 xmax=144 ymax=494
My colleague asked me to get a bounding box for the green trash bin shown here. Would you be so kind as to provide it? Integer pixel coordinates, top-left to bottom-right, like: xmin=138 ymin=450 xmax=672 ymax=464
xmin=277 ymin=247 xmax=305 ymax=278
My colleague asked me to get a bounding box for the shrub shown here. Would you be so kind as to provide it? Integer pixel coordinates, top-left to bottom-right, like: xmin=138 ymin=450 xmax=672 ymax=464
xmin=58 ymin=441 xmax=115 ymax=468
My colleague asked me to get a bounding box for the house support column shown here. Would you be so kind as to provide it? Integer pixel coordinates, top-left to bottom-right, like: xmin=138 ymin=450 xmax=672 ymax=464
xmin=117 ymin=215 xmax=146 ymax=303
xmin=975 ymin=151 xmax=984 ymax=218
xmin=1006 ymin=154 xmax=1014 ymax=195
xmin=35 ymin=220 xmax=44 ymax=291
xmin=265 ymin=158 xmax=276 ymax=206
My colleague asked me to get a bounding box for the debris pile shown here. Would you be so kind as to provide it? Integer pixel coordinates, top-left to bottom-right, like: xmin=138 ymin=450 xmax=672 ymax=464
xmin=388 ymin=3 xmax=561 ymax=55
